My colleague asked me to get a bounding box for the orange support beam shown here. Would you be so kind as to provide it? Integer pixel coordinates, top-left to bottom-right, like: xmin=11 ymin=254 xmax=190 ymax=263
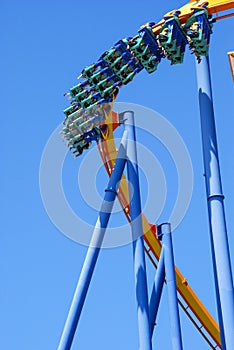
xmin=151 ymin=0 xmax=234 ymax=36
xmin=183 ymin=0 xmax=234 ymax=17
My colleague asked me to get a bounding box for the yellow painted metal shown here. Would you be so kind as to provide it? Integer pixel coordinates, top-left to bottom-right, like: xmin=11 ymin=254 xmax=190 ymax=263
xmin=99 ymin=111 xmax=221 ymax=348
xmin=151 ymin=0 xmax=234 ymax=36
xmin=228 ymin=51 xmax=234 ymax=81
xmin=181 ymin=0 xmax=234 ymax=15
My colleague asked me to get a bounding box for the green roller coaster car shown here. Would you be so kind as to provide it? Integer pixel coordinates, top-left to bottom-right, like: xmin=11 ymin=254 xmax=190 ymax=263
xmin=108 ymin=54 xmax=127 ymax=71
xmin=158 ymin=16 xmax=188 ymax=64
xmin=69 ymin=116 xmax=84 ymax=129
xmin=74 ymin=89 xmax=89 ymax=103
xmin=64 ymin=120 xmax=89 ymax=141
xmin=66 ymin=109 xmax=82 ymax=121
xmin=96 ymin=76 xmax=119 ymax=92
xmin=184 ymin=9 xmax=212 ymax=56
xmin=81 ymin=64 xmax=97 ymax=79
xmin=70 ymin=81 xmax=89 ymax=98
xmin=68 ymin=126 xmax=104 ymax=157
xmin=74 ymin=88 xmax=97 ymax=104
xmin=101 ymin=39 xmax=143 ymax=84
xmin=130 ymin=37 xmax=159 ymax=73
xmin=130 ymin=37 xmax=150 ymax=57
xmin=102 ymin=46 xmax=124 ymax=66
xmin=73 ymin=139 xmax=91 ymax=156
xmin=121 ymin=71 xmax=136 ymax=84
xmin=129 ymin=24 xmax=162 ymax=73
xmin=65 ymin=109 xmax=84 ymax=124
xmin=102 ymin=51 xmax=117 ymax=65
xmin=88 ymin=68 xmax=111 ymax=86
xmin=115 ymin=64 xmax=136 ymax=84
xmin=81 ymin=60 xmax=107 ymax=79
xmin=103 ymin=56 xmax=137 ymax=84
xmin=64 ymin=105 xmax=77 ymax=117
xmin=101 ymin=85 xmax=119 ymax=99
xmin=63 ymin=130 xmax=75 ymax=141
xmin=80 ymin=94 xmax=99 ymax=109
xmin=76 ymin=121 xmax=90 ymax=135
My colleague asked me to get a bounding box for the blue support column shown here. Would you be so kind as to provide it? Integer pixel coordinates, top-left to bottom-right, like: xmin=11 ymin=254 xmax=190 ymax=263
xmin=149 ymin=248 xmax=165 ymax=337
xmin=159 ymin=223 xmax=183 ymax=350
xmin=196 ymin=56 xmax=234 ymax=350
xmin=124 ymin=111 xmax=152 ymax=350
xmin=57 ymin=131 xmax=128 ymax=350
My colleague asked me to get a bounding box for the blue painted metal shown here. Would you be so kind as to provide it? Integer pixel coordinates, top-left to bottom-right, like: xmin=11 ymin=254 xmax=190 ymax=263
xmin=124 ymin=110 xmax=152 ymax=350
xmin=129 ymin=23 xmax=163 ymax=73
xmin=70 ymin=80 xmax=90 ymax=98
xmin=57 ymin=130 xmax=128 ymax=350
xmin=159 ymin=223 xmax=183 ymax=350
xmin=149 ymin=248 xmax=165 ymax=337
xmin=81 ymin=59 xmax=108 ymax=79
xmin=158 ymin=15 xmax=188 ymax=64
xmin=184 ymin=8 xmax=212 ymax=57
xmin=196 ymin=56 xmax=234 ymax=350
xmin=102 ymin=40 xmax=143 ymax=85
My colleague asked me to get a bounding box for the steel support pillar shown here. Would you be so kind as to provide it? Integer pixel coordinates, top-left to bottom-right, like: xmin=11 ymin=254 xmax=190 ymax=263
xmin=124 ymin=111 xmax=152 ymax=350
xmin=149 ymin=248 xmax=165 ymax=337
xmin=196 ymin=56 xmax=234 ymax=350
xmin=159 ymin=223 xmax=183 ymax=350
xmin=57 ymin=130 xmax=128 ymax=350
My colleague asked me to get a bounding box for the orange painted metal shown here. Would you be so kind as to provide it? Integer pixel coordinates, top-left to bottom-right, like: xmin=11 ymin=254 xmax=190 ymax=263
xmin=150 ymin=0 xmax=234 ymax=37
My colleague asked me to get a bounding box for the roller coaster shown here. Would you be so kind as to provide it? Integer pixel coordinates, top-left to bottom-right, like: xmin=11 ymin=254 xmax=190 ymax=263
xmin=57 ymin=1 xmax=234 ymax=349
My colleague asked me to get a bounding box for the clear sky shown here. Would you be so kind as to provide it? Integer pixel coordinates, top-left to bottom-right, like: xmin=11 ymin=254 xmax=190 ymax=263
xmin=1 ymin=0 xmax=234 ymax=349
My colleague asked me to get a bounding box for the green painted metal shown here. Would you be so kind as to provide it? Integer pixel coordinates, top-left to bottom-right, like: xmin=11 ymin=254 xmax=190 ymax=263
xmin=63 ymin=105 xmax=77 ymax=117
xmin=70 ymin=82 xmax=88 ymax=98
xmin=74 ymin=89 xmax=91 ymax=103
xmin=129 ymin=26 xmax=160 ymax=73
xmin=81 ymin=64 xmax=97 ymax=79
xmin=97 ymin=78 xmax=119 ymax=97
xmin=184 ymin=9 xmax=213 ymax=57
xmin=102 ymin=47 xmax=138 ymax=84
xmin=98 ymin=85 xmax=117 ymax=99
xmin=159 ymin=16 xmax=187 ymax=64
xmin=130 ymin=38 xmax=158 ymax=73
xmin=88 ymin=70 xmax=109 ymax=86
xmin=80 ymin=94 xmax=98 ymax=109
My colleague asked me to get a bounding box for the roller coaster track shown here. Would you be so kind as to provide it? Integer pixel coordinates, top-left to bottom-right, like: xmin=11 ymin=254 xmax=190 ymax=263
xmin=95 ymin=2 xmax=234 ymax=348
xmin=62 ymin=0 xmax=234 ymax=348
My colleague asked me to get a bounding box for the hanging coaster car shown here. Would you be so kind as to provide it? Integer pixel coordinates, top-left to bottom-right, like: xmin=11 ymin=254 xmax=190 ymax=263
xmin=101 ymin=39 xmax=143 ymax=84
xmin=183 ymin=6 xmax=213 ymax=57
xmin=158 ymin=11 xmax=188 ymax=64
xmin=129 ymin=22 xmax=164 ymax=73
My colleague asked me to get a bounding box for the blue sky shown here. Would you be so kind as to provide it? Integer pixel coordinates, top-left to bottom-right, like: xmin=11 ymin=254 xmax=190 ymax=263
xmin=1 ymin=0 xmax=234 ymax=349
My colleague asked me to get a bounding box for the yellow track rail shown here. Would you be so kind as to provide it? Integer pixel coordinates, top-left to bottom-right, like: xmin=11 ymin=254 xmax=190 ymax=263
xmin=150 ymin=0 xmax=234 ymax=35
